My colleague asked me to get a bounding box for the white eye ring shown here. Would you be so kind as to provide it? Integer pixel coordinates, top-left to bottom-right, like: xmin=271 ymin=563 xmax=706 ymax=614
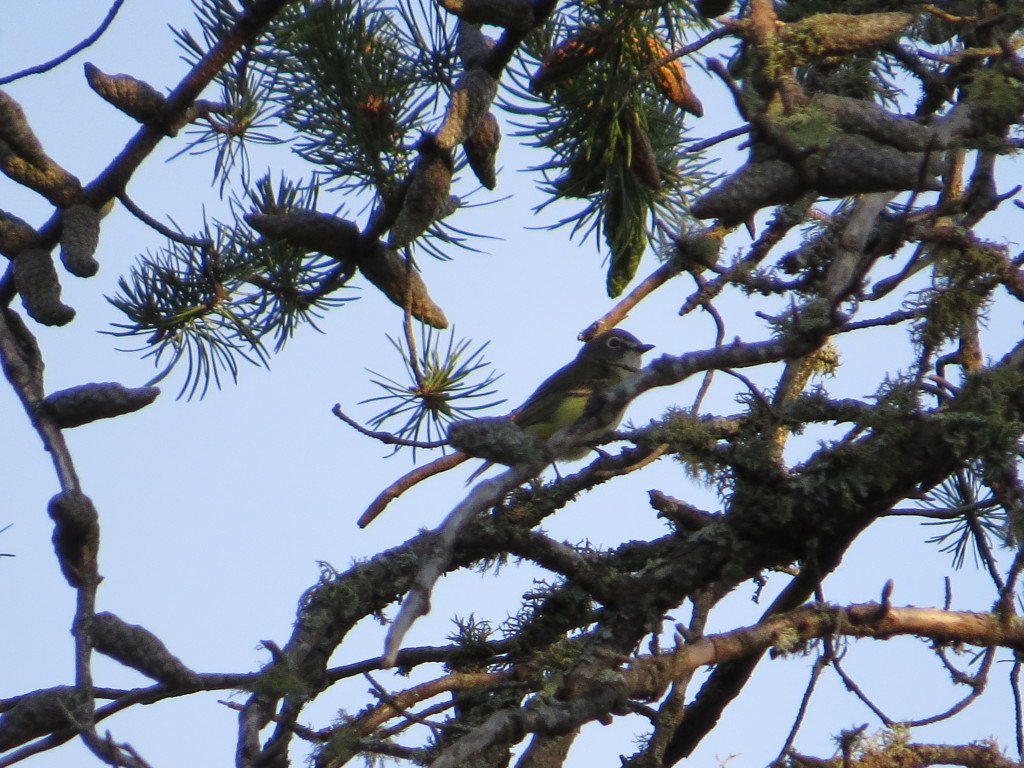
xmin=606 ymin=336 xmax=623 ymax=348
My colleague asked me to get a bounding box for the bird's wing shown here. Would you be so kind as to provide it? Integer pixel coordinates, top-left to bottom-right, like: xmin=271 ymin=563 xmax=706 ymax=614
xmin=513 ymin=363 xmax=594 ymax=440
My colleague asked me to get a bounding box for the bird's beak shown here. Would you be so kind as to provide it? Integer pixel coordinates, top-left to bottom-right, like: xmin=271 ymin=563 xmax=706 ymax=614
xmin=637 ymin=343 xmax=655 ymax=353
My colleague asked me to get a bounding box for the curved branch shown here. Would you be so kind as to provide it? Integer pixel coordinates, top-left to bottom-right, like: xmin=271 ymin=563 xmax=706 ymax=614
xmin=332 ymin=404 xmax=448 ymax=449
xmin=0 ymin=0 xmax=126 ymax=86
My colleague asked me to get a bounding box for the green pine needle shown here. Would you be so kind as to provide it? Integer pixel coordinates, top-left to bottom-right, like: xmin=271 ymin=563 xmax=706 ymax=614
xmin=361 ymin=327 xmax=504 ymax=456
xmin=920 ymin=463 xmax=1008 ymax=570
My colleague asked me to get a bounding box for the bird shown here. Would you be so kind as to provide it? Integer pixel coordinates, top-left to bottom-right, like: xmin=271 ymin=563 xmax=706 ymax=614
xmin=467 ymin=328 xmax=654 ymax=480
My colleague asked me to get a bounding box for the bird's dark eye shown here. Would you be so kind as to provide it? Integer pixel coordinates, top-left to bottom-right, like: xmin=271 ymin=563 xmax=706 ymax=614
xmin=606 ymin=336 xmax=623 ymax=348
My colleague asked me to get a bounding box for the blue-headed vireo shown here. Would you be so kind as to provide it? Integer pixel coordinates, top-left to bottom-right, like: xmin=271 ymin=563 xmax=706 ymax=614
xmin=468 ymin=329 xmax=654 ymax=479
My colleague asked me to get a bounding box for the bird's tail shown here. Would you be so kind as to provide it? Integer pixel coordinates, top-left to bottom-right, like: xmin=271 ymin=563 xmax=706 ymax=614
xmin=465 ymin=460 xmax=494 ymax=484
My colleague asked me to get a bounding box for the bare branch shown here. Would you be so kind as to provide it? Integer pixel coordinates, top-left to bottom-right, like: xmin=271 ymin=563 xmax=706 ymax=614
xmin=0 ymin=1 xmax=126 ymax=86
xmin=332 ymin=404 xmax=448 ymax=449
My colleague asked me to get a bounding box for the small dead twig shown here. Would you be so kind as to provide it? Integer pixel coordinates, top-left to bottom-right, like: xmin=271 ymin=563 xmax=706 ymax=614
xmin=118 ymin=192 xmax=212 ymax=248
xmin=357 ymin=451 xmax=470 ymax=527
xmin=332 ymin=404 xmax=448 ymax=449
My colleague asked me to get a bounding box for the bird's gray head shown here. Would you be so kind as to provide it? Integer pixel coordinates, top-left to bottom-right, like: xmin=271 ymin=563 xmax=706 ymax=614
xmin=579 ymin=329 xmax=654 ymax=374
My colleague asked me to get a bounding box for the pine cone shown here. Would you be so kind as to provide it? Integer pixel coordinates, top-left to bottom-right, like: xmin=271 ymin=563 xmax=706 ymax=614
xmin=84 ymin=62 xmax=166 ymax=125
xmin=90 ymin=612 xmax=200 ymax=686
xmin=245 ymin=210 xmax=360 ymax=261
xmin=436 ymin=68 xmax=498 ymax=150
xmin=815 ymin=135 xmax=944 ymax=197
xmin=531 ymin=26 xmax=615 ymax=93
xmin=388 ymin=141 xmax=454 ymax=249
xmin=0 ymin=687 xmax=90 ymax=751
xmin=47 ymin=491 xmax=99 ymax=589
xmin=13 ymin=248 xmax=75 ymax=326
xmin=690 ymin=160 xmax=803 ymax=224
xmin=44 ymin=382 xmax=160 ymax=428
xmin=812 ymin=94 xmax=940 ymax=152
xmin=646 ymin=36 xmax=703 ymax=117
xmin=59 ymin=204 xmax=100 ymax=277
xmin=464 ymin=112 xmax=501 ymax=190
xmin=0 ymin=90 xmax=49 ymax=165
xmin=0 ymin=209 xmax=37 ymax=258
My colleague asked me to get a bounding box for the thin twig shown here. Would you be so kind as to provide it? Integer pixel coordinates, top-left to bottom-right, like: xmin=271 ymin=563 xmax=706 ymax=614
xmin=706 ymin=57 xmax=750 ymax=121
xmin=580 ymin=257 xmax=685 ymax=341
xmin=828 ymin=643 xmax=894 ymax=726
xmin=79 ymin=728 xmax=154 ymax=768
xmin=777 ymin=652 xmax=829 ymax=761
xmin=383 ymin=464 xmax=540 ymax=665
xmin=686 ymin=126 xmax=749 ymax=154
xmin=378 ymin=699 xmax=457 ymax=738
xmin=836 ymin=309 xmax=920 ymax=334
xmin=883 ymin=499 xmax=1000 ymax=518
xmin=353 ymin=669 xmax=518 ymax=735
xmin=907 ymin=646 xmax=994 ymax=727
xmin=691 ymin=284 xmax=725 ymax=412
xmin=357 ymin=451 xmax=470 ymax=527
xmin=326 ymin=641 xmax=514 ymax=683
xmin=968 ymin=504 xmax=1005 ymax=584
xmin=883 ymin=43 xmax=949 ymax=106
xmin=720 ymin=368 xmax=771 ymax=411
xmin=358 ymin=740 xmax=429 ymax=761
xmin=332 ymin=404 xmax=448 ymax=449
xmin=998 ymin=550 xmax=1024 ymax=619
xmin=1012 ymin=659 xmax=1024 ymax=761
xmin=0 ymin=0 xmax=126 ymax=85
xmin=118 ymin=192 xmax=212 ymax=248
xmin=401 ymin=248 xmax=425 ymax=388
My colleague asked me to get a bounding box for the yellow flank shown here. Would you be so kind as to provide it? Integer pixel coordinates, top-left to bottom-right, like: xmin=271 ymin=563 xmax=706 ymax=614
xmin=522 ymin=391 xmax=590 ymax=440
